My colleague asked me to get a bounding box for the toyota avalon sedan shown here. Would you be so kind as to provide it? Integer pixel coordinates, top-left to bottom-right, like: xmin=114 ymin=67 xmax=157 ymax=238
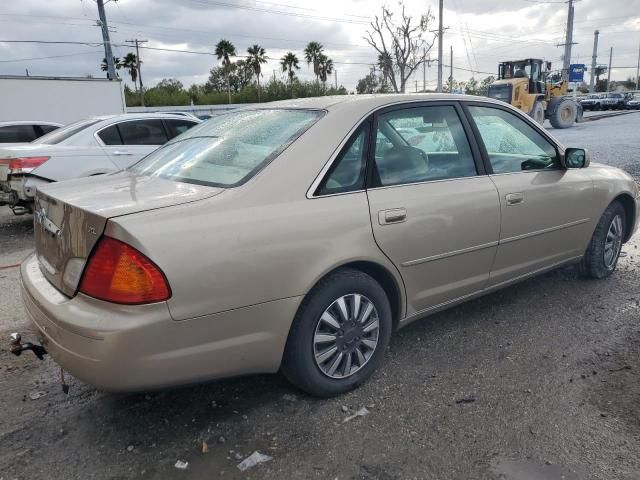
xmin=16 ymin=95 xmax=639 ymax=397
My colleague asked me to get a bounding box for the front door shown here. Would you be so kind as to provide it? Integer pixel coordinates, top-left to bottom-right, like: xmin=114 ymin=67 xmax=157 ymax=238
xmin=466 ymin=104 xmax=594 ymax=286
xmin=366 ymin=103 xmax=501 ymax=317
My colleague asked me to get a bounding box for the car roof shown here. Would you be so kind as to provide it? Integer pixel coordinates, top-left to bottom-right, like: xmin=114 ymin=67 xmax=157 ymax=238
xmin=0 ymin=120 xmax=63 ymax=127
xmin=243 ymin=93 xmax=508 ymax=112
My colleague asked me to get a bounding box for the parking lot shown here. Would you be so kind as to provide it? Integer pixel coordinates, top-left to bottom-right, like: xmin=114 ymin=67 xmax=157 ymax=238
xmin=1 ymin=112 xmax=639 ymax=479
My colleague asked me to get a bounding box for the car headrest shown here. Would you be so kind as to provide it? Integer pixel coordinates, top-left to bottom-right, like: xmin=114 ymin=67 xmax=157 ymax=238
xmin=381 ymin=146 xmax=426 ymax=173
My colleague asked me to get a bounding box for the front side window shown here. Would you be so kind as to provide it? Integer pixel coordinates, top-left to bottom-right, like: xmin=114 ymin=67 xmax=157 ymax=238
xmin=118 ymin=120 xmax=168 ymax=145
xmin=131 ymin=109 xmax=324 ymax=187
xmin=469 ymin=106 xmax=558 ymax=174
xmin=372 ymin=105 xmax=476 ymax=187
xmin=316 ymin=124 xmax=369 ymax=196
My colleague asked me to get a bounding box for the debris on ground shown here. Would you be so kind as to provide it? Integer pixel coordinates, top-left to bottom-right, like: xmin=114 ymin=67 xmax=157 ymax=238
xmin=202 ymin=441 xmax=209 ymax=453
xmin=237 ymin=451 xmax=273 ymax=471
xmin=174 ymin=460 xmax=189 ymax=470
xmin=127 ymin=445 xmax=134 ymax=452
xmin=342 ymin=407 xmax=370 ymax=423
xmin=341 ymin=405 xmax=349 ymax=412
xmin=282 ymin=393 xmax=297 ymax=402
xmin=455 ymin=396 xmax=477 ymax=404
xmin=29 ymin=391 xmax=47 ymax=400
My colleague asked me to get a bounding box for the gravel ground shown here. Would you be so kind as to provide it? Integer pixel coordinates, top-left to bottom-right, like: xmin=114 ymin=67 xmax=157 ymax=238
xmin=0 ymin=113 xmax=639 ymax=480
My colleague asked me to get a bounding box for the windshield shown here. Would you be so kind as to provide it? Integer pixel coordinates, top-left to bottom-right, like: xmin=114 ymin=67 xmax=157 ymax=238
xmin=33 ymin=118 xmax=102 ymax=145
xmin=130 ymin=109 xmax=324 ymax=187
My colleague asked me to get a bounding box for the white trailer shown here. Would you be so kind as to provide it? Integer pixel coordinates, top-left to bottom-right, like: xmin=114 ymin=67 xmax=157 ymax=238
xmin=0 ymin=76 xmax=125 ymax=125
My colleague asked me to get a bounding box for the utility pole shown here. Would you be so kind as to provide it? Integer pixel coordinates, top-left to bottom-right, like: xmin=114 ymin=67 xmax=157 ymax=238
xmin=589 ymin=30 xmax=599 ymax=93
xmin=607 ymin=47 xmax=613 ymax=92
xmin=334 ymin=69 xmax=338 ymax=89
xmin=422 ymin=47 xmax=426 ymax=92
xmin=437 ymin=0 xmax=444 ymax=92
xmin=561 ymin=0 xmax=575 ymax=81
xmin=126 ymin=39 xmax=147 ymax=107
xmin=449 ymin=45 xmax=453 ymax=91
xmin=96 ymin=0 xmax=116 ymax=80
xmin=636 ymin=41 xmax=640 ymax=91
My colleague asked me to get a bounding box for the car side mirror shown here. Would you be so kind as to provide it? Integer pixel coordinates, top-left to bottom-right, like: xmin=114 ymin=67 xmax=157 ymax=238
xmin=563 ymin=147 xmax=590 ymax=169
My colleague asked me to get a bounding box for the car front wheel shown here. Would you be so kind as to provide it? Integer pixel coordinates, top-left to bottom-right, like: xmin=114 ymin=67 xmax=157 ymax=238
xmin=282 ymin=268 xmax=392 ymax=397
xmin=580 ymin=201 xmax=626 ymax=279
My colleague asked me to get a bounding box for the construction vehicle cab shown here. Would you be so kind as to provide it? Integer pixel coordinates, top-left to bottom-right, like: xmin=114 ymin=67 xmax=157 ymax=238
xmin=488 ymin=58 xmax=582 ymax=129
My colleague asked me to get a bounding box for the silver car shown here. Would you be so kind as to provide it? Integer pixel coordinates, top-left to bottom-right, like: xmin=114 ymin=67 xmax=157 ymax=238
xmin=0 ymin=113 xmax=199 ymax=214
xmin=15 ymin=95 xmax=639 ymax=397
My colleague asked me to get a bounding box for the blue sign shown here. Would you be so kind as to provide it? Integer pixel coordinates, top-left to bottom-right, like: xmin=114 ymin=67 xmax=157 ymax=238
xmin=569 ymin=64 xmax=585 ymax=82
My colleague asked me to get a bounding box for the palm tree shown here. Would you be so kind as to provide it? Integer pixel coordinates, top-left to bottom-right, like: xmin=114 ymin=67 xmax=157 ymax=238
xmin=121 ymin=52 xmax=140 ymax=91
xmin=246 ymin=44 xmax=267 ymax=101
xmin=304 ymin=41 xmax=324 ymax=83
xmin=280 ymin=52 xmax=300 ymax=88
xmin=318 ymin=54 xmax=334 ymax=88
xmin=100 ymin=57 xmax=122 ymax=78
xmin=215 ymin=39 xmax=236 ymax=104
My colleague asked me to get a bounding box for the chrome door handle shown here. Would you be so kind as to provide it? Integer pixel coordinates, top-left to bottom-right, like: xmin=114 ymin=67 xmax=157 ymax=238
xmin=505 ymin=193 xmax=524 ymax=205
xmin=112 ymin=150 xmax=132 ymax=156
xmin=379 ymin=208 xmax=407 ymax=225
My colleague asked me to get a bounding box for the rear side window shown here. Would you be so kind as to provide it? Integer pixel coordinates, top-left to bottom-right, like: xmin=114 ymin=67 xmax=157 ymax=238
xmin=131 ymin=109 xmax=324 ymax=187
xmin=118 ymin=120 xmax=168 ymax=145
xmin=316 ymin=124 xmax=369 ymax=196
xmin=36 ymin=124 xmax=59 ymax=135
xmin=165 ymin=119 xmax=198 ymax=139
xmin=98 ymin=125 xmax=122 ymax=145
xmin=0 ymin=125 xmax=37 ymax=142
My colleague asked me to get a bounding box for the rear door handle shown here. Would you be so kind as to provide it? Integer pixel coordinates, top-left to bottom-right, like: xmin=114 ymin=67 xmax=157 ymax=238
xmin=112 ymin=150 xmax=132 ymax=156
xmin=505 ymin=193 xmax=524 ymax=205
xmin=379 ymin=208 xmax=407 ymax=225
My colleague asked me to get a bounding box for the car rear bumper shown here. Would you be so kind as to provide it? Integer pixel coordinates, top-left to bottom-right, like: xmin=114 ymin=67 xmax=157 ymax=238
xmin=20 ymin=254 xmax=301 ymax=392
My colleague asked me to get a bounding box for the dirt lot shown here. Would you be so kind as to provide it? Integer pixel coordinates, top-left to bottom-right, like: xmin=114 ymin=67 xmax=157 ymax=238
xmin=1 ymin=114 xmax=639 ymax=480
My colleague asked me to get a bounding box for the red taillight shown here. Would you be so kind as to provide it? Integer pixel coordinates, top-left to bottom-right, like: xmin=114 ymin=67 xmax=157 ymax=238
xmin=79 ymin=236 xmax=171 ymax=305
xmin=0 ymin=156 xmax=50 ymax=171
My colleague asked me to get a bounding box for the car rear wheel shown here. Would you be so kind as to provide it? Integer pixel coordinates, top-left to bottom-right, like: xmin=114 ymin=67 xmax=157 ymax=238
xmin=282 ymin=268 xmax=392 ymax=397
xmin=580 ymin=201 xmax=626 ymax=279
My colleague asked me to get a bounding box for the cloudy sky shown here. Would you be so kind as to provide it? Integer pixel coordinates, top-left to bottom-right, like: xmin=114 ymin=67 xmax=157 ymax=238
xmin=0 ymin=0 xmax=638 ymax=91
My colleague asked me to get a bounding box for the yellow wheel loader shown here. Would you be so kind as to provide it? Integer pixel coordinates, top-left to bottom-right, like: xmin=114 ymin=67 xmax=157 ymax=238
xmin=487 ymin=58 xmax=583 ymax=129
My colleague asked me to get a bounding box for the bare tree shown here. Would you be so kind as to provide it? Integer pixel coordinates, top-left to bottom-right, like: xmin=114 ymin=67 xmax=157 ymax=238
xmin=364 ymin=3 xmax=436 ymax=93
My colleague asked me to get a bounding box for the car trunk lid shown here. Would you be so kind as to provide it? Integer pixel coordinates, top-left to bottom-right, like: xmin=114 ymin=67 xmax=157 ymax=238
xmin=34 ymin=171 xmax=223 ymax=297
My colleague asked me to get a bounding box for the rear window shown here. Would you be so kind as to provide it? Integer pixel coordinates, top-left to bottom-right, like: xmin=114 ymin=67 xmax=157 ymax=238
xmin=130 ymin=109 xmax=324 ymax=187
xmin=33 ymin=118 xmax=102 ymax=145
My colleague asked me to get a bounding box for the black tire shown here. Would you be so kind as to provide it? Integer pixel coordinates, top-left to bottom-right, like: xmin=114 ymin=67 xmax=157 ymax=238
xmin=549 ymin=98 xmax=577 ymax=129
xmin=282 ymin=268 xmax=392 ymax=397
xmin=580 ymin=201 xmax=626 ymax=279
xmin=529 ymin=100 xmax=545 ymax=125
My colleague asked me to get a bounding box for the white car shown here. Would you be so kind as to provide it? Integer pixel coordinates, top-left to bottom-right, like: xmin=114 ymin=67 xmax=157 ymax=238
xmin=0 ymin=121 xmax=62 ymax=143
xmin=0 ymin=113 xmax=199 ymax=214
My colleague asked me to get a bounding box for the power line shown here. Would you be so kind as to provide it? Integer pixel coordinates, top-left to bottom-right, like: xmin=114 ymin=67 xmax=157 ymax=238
xmin=0 ymin=50 xmax=103 ymax=63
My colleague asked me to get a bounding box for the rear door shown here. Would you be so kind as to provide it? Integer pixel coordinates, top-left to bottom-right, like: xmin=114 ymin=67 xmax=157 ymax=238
xmin=98 ymin=119 xmax=170 ymax=169
xmin=366 ymin=102 xmax=501 ymax=316
xmin=465 ymin=103 xmax=593 ymax=286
